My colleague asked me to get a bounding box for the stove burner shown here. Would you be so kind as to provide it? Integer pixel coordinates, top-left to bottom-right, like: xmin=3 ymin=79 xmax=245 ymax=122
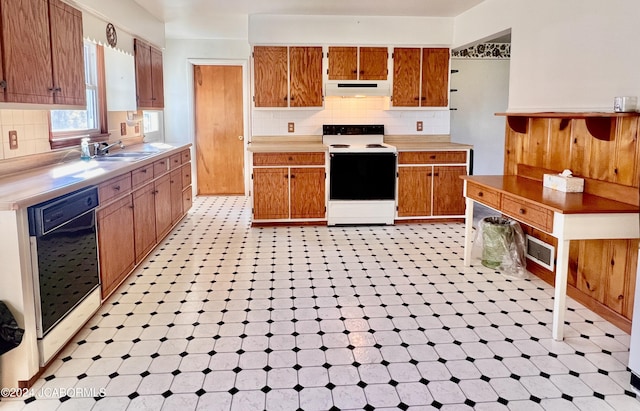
xmin=366 ymin=144 xmax=385 ymax=148
xmin=331 ymin=144 xmax=350 ymax=148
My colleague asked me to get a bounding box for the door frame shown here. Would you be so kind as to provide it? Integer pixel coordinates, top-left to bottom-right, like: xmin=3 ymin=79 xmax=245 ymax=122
xmin=187 ymin=58 xmax=250 ymax=196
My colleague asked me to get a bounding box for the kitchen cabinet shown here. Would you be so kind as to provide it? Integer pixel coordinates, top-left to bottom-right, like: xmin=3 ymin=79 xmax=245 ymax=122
xmin=253 ymin=46 xmax=323 ymax=108
xmin=252 ymin=152 xmax=326 ymax=222
xmin=396 ymin=151 xmax=467 ymax=219
xmin=97 ymin=195 xmax=135 ymax=299
xmin=170 ymin=168 xmax=183 ymax=224
xmin=133 ymin=182 xmax=157 ymax=263
xmin=392 ymin=47 xmax=449 ymax=107
xmin=1 ymin=0 xmax=85 ymax=105
xmin=328 ymin=46 xmax=388 ymax=81
xmin=154 ymin=173 xmax=172 ymax=239
xmin=134 ymin=38 xmax=164 ymax=109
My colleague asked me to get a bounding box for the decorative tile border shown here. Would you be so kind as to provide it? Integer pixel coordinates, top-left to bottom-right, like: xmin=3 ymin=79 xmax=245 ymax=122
xmin=452 ymin=43 xmax=510 ymax=59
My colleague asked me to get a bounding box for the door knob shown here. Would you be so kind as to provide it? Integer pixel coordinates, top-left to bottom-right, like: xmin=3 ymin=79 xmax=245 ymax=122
xmin=238 ymin=136 xmax=244 ymax=141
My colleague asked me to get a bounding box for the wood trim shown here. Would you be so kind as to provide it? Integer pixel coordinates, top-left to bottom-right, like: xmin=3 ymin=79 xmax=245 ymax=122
xmin=394 ymin=218 xmax=464 ymax=224
xmin=251 ymin=221 xmax=327 ymax=227
xmin=497 ymin=112 xmax=640 ymax=118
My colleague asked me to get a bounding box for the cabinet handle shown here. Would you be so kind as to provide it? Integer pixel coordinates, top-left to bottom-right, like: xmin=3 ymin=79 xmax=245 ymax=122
xmin=414 ymin=97 xmax=420 ymax=100
xmin=478 ymin=192 xmax=484 ymax=197
xmin=519 ymin=208 xmax=526 ymax=215
xmin=360 ymin=70 xmax=364 ymax=74
xmin=421 ymin=97 xmax=426 ymax=100
xmin=290 ymin=174 xmax=296 ymax=178
xmin=427 ymin=172 xmax=432 ymax=177
xmin=283 ymin=96 xmax=288 ymax=101
xmin=290 ymin=96 xmax=295 ymax=101
xmin=288 ymin=156 xmax=293 ymax=161
xmin=113 ymin=185 xmax=121 ymax=191
xmin=434 ymin=173 xmax=439 ymax=176
xmin=141 ymin=169 xmax=147 ymax=173
xmin=0 ymin=80 xmax=6 ymax=89
xmin=429 ymin=155 xmax=436 ymax=159
xmin=186 ymin=174 xmax=190 ymax=178
xmin=352 ymin=70 xmax=358 ymax=74
xmin=284 ymin=175 xmax=288 ymax=179
xmin=129 ymin=205 xmax=134 ymax=209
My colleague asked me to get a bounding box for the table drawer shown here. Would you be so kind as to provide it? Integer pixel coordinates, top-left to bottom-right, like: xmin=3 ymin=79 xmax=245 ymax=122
xmin=131 ymin=164 xmax=153 ymax=188
xmin=253 ymin=152 xmax=325 ymax=166
xmin=398 ymin=151 xmax=467 ymax=165
xmin=467 ymin=182 xmax=501 ymax=209
xmin=170 ymin=154 xmax=182 ymax=169
xmin=181 ymin=149 xmax=191 ymax=164
xmin=502 ymin=194 xmax=554 ymax=232
xmin=98 ymin=173 xmax=132 ymax=203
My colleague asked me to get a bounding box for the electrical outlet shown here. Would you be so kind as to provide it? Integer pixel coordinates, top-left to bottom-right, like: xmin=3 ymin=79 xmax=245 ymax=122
xmin=8 ymin=130 xmax=17 ymax=150
xmin=120 ymin=122 xmax=127 ymax=136
xmin=135 ymin=124 xmax=140 ymax=134
xmin=287 ymin=122 xmax=295 ymax=133
xmin=416 ymin=121 xmax=423 ymax=132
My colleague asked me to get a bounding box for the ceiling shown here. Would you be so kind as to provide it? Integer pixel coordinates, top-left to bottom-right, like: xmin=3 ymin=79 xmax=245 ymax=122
xmin=133 ymin=0 xmax=486 ymax=21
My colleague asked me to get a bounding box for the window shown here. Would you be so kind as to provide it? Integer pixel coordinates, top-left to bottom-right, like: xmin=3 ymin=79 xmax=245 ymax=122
xmin=49 ymin=41 xmax=108 ymax=149
xmin=143 ymin=111 xmax=160 ymax=133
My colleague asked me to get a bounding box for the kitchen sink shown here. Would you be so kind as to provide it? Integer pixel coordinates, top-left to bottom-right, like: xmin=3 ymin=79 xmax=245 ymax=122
xmin=93 ymin=151 xmax=156 ymax=161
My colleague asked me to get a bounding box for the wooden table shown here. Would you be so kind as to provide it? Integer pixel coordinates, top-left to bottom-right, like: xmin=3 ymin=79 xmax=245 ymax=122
xmin=462 ymin=175 xmax=639 ymax=340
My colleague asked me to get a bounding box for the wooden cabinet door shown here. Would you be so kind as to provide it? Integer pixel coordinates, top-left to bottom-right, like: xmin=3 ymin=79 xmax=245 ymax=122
xmin=150 ymin=46 xmax=164 ymax=108
xmin=290 ymin=167 xmax=325 ymax=219
xmin=433 ymin=166 xmax=466 ymax=216
xmin=290 ymin=46 xmax=323 ymax=107
xmin=49 ymin=0 xmax=85 ymax=106
xmin=613 ymin=116 xmax=638 ymax=186
xmin=422 ymin=48 xmax=449 ymax=107
xmin=392 ymin=48 xmax=420 ymax=107
xmin=328 ymin=46 xmax=357 ymax=80
xmin=253 ymin=168 xmax=289 ymax=220
xmin=133 ymin=183 xmax=157 ymax=263
xmin=254 ymin=46 xmax=288 ymax=107
xmin=2 ymin=0 xmax=53 ymax=104
xmin=98 ymin=195 xmax=135 ymax=299
xmin=154 ymin=173 xmax=172 ymax=239
xmin=134 ymin=39 xmax=153 ymax=108
xmin=397 ymin=166 xmax=432 ymax=217
xmin=170 ymin=169 xmax=183 ymax=223
xmin=360 ymin=47 xmax=388 ymax=80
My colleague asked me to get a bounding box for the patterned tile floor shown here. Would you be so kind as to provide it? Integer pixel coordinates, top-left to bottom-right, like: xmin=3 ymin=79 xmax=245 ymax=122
xmin=2 ymin=195 xmax=640 ymax=411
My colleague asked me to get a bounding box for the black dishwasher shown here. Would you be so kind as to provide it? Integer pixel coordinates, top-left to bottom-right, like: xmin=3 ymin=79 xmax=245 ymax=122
xmin=28 ymin=186 xmax=100 ymax=338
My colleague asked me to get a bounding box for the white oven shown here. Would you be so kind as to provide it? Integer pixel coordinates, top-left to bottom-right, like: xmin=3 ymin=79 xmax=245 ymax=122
xmin=323 ymin=125 xmax=397 ymax=225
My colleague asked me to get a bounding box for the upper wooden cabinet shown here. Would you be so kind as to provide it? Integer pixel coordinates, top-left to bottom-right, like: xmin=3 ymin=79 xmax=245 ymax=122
xmin=392 ymin=47 xmax=449 ymax=107
xmin=253 ymin=46 xmax=323 ymax=108
xmin=0 ymin=0 xmax=85 ymax=105
xmin=328 ymin=46 xmax=388 ymax=81
xmin=134 ymin=38 xmax=164 ymax=109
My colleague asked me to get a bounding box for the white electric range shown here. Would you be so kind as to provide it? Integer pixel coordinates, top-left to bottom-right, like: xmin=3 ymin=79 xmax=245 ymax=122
xmin=322 ymin=124 xmax=397 ymax=225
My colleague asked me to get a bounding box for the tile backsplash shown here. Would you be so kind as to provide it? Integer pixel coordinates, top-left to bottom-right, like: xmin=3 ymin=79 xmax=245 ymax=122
xmin=252 ymin=97 xmax=450 ymax=136
xmin=0 ymin=110 xmax=51 ymax=160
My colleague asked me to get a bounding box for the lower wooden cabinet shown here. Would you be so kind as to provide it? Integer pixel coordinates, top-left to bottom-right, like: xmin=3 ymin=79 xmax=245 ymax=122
xmin=252 ymin=152 xmax=326 ymax=222
xmin=97 ymin=195 xmax=135 ymax=299
xmin=154 ymin=173 xmax=172 ymax=239
xmin=97 ymin=149 xmax=193 ymax=299
xmin=397 ymin=159 xmax=467 ymax=218
xmin=133 ymin=182 xmax=157 ymax=263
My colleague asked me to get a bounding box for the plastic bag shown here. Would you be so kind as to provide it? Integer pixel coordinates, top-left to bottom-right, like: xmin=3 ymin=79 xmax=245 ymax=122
xmin=472 ymin=217 xmax=527 ymax=278
xmin=0 ymin=301 xmax=24 ymax=355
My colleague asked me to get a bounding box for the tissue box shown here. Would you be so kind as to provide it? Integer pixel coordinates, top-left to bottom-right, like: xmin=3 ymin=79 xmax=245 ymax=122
xmin=543 ymin=174 xmax=584 ymax=192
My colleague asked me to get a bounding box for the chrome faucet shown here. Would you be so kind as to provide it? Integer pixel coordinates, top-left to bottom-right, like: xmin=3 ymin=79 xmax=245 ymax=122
xmin=94 ymin=141 xmax=125 ymax=156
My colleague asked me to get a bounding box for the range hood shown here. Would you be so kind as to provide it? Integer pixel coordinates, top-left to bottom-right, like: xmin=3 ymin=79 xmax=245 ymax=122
xmin=325 ymin=82 xmax=390 ymax=97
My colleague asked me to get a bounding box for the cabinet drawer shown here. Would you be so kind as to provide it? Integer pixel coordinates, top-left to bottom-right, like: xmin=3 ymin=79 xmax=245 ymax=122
xmin=398 ymin=151 xmax=467 ymax=165
xmin=132 ymin=164 xmax=153 ymax=188
xmin=181 ymin=164 xmax=192 ymax=188
xmin=502 ymin=194 xmax=554 ymax=232
xmin=467 ymin=182 xmax=501 ymax=209
xmin=181 ymin=149 xmax=191 ymax=163
xmin=154 ymin=158 xmax=169 ymax=177
xmin=253 ymin=152 xmax=325 ymax=166
xmin=182 ymin=188 xmax=192 ymax=212
xmin=170 ymin=154 xmax=182 ymax=169
xmin=98 ymin=173 xmax=132 ymax=203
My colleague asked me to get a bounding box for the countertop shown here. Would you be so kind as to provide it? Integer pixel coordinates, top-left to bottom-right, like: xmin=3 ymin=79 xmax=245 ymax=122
xmin=0 ymin=142 xmax=191 ymax=211
xmin=248 ymin=135 xmax=473 ymax=153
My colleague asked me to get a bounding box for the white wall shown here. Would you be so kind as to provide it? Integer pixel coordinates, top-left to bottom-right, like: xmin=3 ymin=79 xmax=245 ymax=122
xmin=162 ymin=39 xmax=251 ymax=145
xmin=450 ymin=59 xmax=510 ymax=175
xmin=454 ymin=0 xmax=640 ymax=111
xmin=250 ymin=15 xmax=453 ymax=45
xmin=65 ymin=0 xmax=165 ymax=48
